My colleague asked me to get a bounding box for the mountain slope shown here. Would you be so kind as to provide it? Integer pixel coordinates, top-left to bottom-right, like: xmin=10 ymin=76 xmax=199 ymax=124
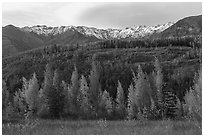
xmin=44 ymin=29 xmax=99 ymax=46
xmin=2 ymin=25 xmax=99 ymax=57
xmin=2 ymin=25 xmax=44 ymax=57
xmin=153 ymin=15 xmax=202 ymax=38
xmin=3 ymin=22 xmax=173 ymax=57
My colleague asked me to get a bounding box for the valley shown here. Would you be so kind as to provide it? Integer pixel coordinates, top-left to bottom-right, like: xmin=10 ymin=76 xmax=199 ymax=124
xmin=2 ymin=14 xmax=202 ymax=135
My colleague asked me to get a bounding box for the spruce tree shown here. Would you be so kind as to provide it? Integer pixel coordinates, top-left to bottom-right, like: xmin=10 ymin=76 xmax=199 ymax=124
xmin=133 ymin=65 xmax=145 ymax=110
xmin=62 ymin=81 xmax=69 ymax=114
xmin=13 ymin=89 xmax=27 ymax=115
xmin=53 ymin=69 xmax=60 ymax=87
xmin=43 ymin=64 xmax=54 ymax=94
xmin=89 ymin=61 xmax=101 ymax=115
xmin=70 ymin=66 xmax=80 ymax=115
xmin=2 ymin=81 xmax=9 ymax=113
xmin=99 ymin=90 xmax=113 ymax=118
xmin=116 ymin=80 xmax=126 ymax=118
xmin=2 ymin=80 xmax=11 ymax=119
xmin=62 ymin=81 xmax=73 ymax=115
xmin=184 ymin=68 xmax=201 ymax=122
xmin=105 ymin=92 xmax=113 ymax=117
xmin=79 ymin=75 xmax=90 ymax=115
xmin=154 ymin=57 xmax=164 ymax=118
xmin=22 ymin=77 xmax=29 ymax=94
xmin=39 ymin=64 xmax=54 ymax=117
xmin=37 ymin=88 xmax=49 ymax=118
xmin=133 ymin=65 xmax=152 ymax=119
xmin=127 ymin=83 xmax=137 ymax=120
xmin=40 ymin=64 xmax=64 ymax=118
xmin=150 ymin=96 xmax=158 ymax=119
xmin=24 ymin=73 xmax=40 ymax=115
xmin=51 ymin=69 xmax=65 ymax=118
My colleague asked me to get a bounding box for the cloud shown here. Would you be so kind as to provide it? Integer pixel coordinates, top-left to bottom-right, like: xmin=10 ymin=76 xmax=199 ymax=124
xmin=78 ymin=2 xmax=202 ymax=29
xmin=3 ymin=3 xmax=65 ymax=26
xmin=2 ymin=2 xmax=202 ymax=28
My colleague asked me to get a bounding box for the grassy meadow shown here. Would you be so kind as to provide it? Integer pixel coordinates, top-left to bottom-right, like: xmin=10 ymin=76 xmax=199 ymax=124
xmin=2 ymin=119 xmax=201 ymax=135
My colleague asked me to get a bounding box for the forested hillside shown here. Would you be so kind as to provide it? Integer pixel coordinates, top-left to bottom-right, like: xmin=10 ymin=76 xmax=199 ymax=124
xmin=152 ymin=15 xmax=202 ymax=38
xmin=2 ymin=36 xmax=201 ymax=121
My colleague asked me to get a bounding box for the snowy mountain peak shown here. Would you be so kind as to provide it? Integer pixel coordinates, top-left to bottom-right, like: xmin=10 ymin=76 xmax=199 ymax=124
xmin=21 ymin=22 xmax=174 ymax=39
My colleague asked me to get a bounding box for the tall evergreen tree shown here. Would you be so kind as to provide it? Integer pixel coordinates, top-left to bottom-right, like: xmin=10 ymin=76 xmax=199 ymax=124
xmin=99 ymin=90 xmax=113 ymax=118
xmin=62 ymin=80 xmax=69 ymax=114
xmin=70 ymin=66 xmax=80 ymax=115
xmin=116 ymin=80 xmax=126 ymax=118
xmin=79 ymin=75 xmax=90 ymax=115
xmin=89 ymin=61 xmax=102 ymax=115
xmin=53 ymin=69 xmax=61 ymax=87
xmin=2 ymin=80 xmax=12 ymax=119
xmin=40 ymin=64 xmax=64 ymax=118
xmin=24 ymin=73 xmax=40 ymax=115
xmin=127 ymin=83 xmax=137 ymax=120
xmin=51 ymin=69 xmax=65 ymax=118
xmin=133 ymin=65 xmax=152 ymax=119
xmin=154 ymin=57 xmax=164 ymax=118
xmin=2 ymin=80 xmax=9 ymax=112
xmin=134 ymin=65 xmax=145 ymax=110
xmin=63 ymin=82 xmax=73 ymax=115
xmin=13 ymin=89 xmax=27 ymax=115
xmin=39 ymin=64 xmax=54 ymax=117
xmin=43 ymin=64 xmax=53 ymax=93
xmin=184 ymin=68 xmax=202 ymax=122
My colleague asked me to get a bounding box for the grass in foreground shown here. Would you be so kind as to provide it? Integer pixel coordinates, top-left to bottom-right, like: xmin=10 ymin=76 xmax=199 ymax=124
xmin=2 ymin=119 xmax=201 ymax=135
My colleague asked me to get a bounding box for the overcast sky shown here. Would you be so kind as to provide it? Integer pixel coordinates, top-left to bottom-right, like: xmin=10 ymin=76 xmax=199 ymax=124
xmin=2 ymin=2 xmax=202 ymax=29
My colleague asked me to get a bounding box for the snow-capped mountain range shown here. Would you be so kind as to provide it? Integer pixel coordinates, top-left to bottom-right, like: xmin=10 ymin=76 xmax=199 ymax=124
xmin=3 ymin=15 xmax=202 ymax=57
xmin=21 ymin=22 xmax=174 ymax=39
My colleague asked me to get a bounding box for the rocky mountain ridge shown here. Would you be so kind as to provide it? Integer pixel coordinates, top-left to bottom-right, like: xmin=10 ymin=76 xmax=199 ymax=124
xmin=21 ymin=22 xmax=174 ymax=39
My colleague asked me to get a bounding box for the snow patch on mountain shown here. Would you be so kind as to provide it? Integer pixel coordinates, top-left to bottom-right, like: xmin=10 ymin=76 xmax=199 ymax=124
xmin=21 ymin=22 xmax=174 ymax=39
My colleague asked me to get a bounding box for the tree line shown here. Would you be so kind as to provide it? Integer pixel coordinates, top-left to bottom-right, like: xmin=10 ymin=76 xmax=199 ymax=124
xmin=85 ymin=36 xmax=202 ymax=50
